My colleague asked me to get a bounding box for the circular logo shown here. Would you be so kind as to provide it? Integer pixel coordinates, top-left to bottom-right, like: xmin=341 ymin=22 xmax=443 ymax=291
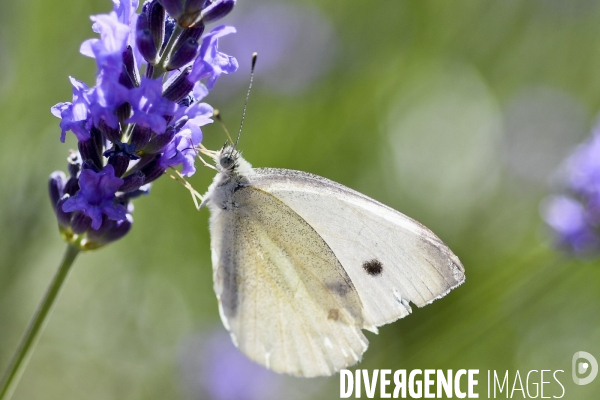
xmin=572 ymin=351 xmax=598 ymax=385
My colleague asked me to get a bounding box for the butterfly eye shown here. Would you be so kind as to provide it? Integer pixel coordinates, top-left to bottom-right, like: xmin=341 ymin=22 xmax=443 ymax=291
xmin=220 ymin=154 xmax=235 ymax=169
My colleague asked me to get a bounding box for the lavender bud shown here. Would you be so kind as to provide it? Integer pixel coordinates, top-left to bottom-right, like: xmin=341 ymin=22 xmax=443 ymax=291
xmin=119 ymin=71 xmax=135 ymax=90
xmin=178 ymin=94 xmax=194 ymax=107
xmin=129 ymin=153 xmax=158 ymax=174
xmin=179 ymin=0 xmax=205 ymax=27
xmin=78 ymin=137 xmax=103 ymax=170
xmin=116 ymin=103 xmax=132 ymax=125
xmin=71 ymin=211 xmax=92 ymax=234
xmin=159 ymin=0 xmax=184 ymax=22
xmin=161 ymin=16 xmax=176 ymax=52
xmin=145 ymin=64 xmax=155 ymax=79
xmin=93 ymin=125 xmax=105 ymax=153
xmin=98 ymin=118 xmax=122 ymax=143
xmin=161 ymin=0 xmax=223 ymax=28
xmin=136 ymin=9 xmax=158 ymax=63
xmin=108 ymin=154 xmax=131 ymax=177
xmin=186 ymin=0 xmax=205 ymax=13
xmin=81 ymin=160 xmax=100 ymax=173
xmin=85 ymin=215 xmax=111 ymax=239
xmin=123 ymin=46 xmax=141 ymax=87
xmin=181 ymin=23 xmax=205 ymax=42
xmin=55 ymin=196 xmax=74 ymax=228
xmin=163 ymin=67 xmax=194 ymax=102
xmin=140 ymin=159 xmax=167 ymax=183
xmin=142 ymin=127 xmax=176 ymax=154
xmin=149 ymin=0 xmax=167 ymax=52
xmin=173 ymin=116 xmax=189 ymax=131
xmin=118 ymin=47 xmax=139 ymax=90
xmin=130 ymin=125 xmax=153 ymax=150
xmin=120 ymin=171 xmax=146 ymax=192
xmin=104 ymin=142 xmax=139 ymax=177
xmin=86 ymin=214 xmax=133 ymax=248
xmin=122 ymin=184 xmax=152 ymax=200
xmin=49 ymin=171 xmax=66 ymax=207
xmin=166 ymin=26 xmax=204 ymax=70
xmin=201 ymin=0 xmax=235 ymax=24
xmin=64 ymin=177 xmax=79 ymax=197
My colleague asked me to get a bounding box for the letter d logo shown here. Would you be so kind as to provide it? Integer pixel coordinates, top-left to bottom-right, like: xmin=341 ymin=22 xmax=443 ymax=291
xmin=572 ymin=351 xmax=598 ymax=385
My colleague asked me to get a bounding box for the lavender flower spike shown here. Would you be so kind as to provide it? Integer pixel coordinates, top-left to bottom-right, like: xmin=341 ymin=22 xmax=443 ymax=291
xmin=49 ymin=0 xmax=237 ymax=250
xmin=2 ymin=2 xmax=238 ymax=397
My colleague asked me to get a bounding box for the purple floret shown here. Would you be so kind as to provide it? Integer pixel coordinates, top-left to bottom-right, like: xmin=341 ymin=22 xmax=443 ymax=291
xmin=51 ymin=78 xmax=92 ymax=142
xmin=80 ymin=12 xmax=131 ymax=75
xmin=62 ymin=165 xmax=127 ymax=230
xmin=189 ymin=25 xmax=238 ymax=89
xmin=127 ymin=77 xmax=178 ymax=133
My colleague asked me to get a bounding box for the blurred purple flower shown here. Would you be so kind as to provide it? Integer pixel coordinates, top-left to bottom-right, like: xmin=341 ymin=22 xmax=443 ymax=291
xmin=218 ymin=1 xmax=337 ymax=96
xmin=566 ymin=127 xmax=600 ymax=205
xmin=542 ymin=127 xmax=600 ymax=254
xmin=179 ymin=330 xmax=284 ymax=400
xmin=542 ymin=196 xmax=599 ymax=253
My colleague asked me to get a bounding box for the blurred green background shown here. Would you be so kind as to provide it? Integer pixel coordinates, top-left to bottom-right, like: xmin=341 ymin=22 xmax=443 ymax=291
xmin=2 ymin=0 xmax=600 ymax=399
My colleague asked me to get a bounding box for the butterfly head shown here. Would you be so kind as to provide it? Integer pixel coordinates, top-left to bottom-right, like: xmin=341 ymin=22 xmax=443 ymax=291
xmin=219 ymin=150 xmax=236 ymax=170
xmin=216 ymin=146 xmax=252 ymax=176
xmin=217 ymin=145 xmax=239 ymax=170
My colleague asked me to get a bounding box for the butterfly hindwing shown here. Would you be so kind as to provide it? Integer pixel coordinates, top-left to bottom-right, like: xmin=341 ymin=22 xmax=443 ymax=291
xmin=209 ymin=186 xmax=370 ymax=377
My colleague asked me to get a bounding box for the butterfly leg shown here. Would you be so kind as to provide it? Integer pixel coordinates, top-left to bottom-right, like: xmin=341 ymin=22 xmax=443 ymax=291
xmin=167 ymin=169 xmax=205 ymax=210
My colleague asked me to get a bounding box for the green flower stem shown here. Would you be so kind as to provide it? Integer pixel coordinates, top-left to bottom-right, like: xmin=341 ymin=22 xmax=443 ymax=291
xmin=151 ymin=24 xmax=184 ymax=79
xmin=0 ymin=244 xmax=80 ymax=400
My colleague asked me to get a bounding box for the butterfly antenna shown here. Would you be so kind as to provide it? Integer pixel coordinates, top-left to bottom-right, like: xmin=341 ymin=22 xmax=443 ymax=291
xmin=232 ymin=52 xmax=257 ymax=154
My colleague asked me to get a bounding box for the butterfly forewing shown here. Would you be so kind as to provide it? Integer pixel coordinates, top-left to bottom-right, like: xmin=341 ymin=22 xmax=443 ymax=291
xmin=209 ymin=186 xmax=370 ymax=377
xmin=248 ymin=168 xmax=466 ymax=329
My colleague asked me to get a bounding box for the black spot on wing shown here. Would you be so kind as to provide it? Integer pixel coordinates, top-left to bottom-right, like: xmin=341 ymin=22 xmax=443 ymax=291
xmin=362 ymin=259 xmax=383 ymax=276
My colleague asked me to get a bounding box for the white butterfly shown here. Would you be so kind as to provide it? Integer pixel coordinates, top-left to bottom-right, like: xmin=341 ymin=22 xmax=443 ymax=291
xmin=197 ymin=146 xmax=465 ymax=377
